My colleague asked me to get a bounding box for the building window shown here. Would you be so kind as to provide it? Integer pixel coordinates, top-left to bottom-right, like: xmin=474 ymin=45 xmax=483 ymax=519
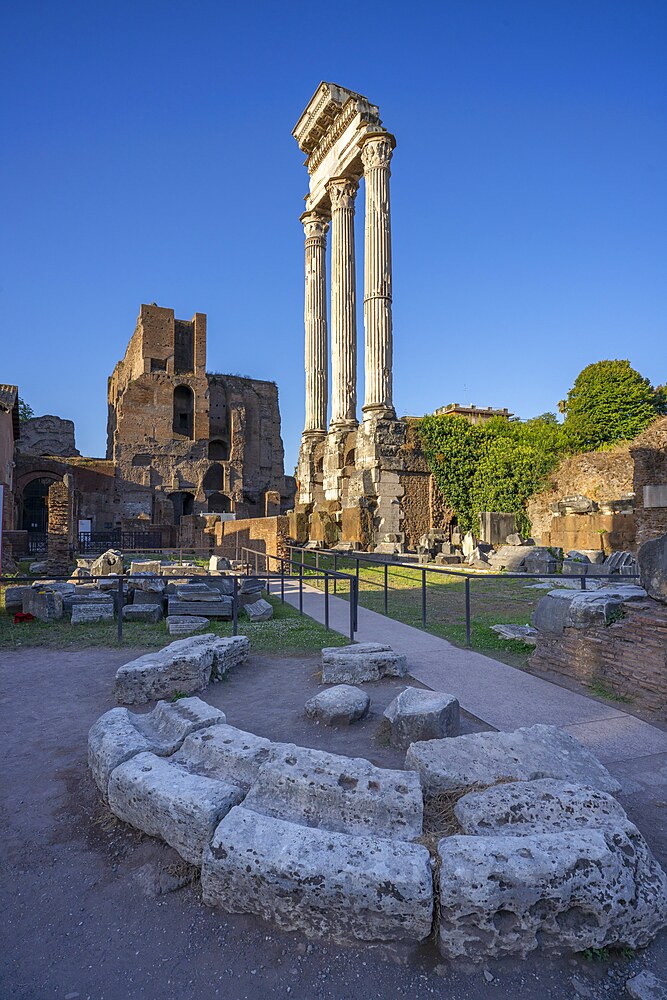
xmin=208 ymin=439 xmax=229 ymax=461
xmin=172 ymin=385 xmax=194 ymax=438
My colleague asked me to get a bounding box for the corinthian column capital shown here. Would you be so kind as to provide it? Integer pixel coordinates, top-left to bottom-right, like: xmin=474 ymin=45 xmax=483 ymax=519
xmin=326 ymin=176 xmax=359 ymax=212
xmin=301 ymin=210 xmax=329 ymax=241
xmin=361 ymin=132 xmax=395 ymax=171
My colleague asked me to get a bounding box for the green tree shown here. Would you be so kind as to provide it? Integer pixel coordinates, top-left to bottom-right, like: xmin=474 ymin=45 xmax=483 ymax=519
xmin=18 ymin=397 xmax=34 ymax=422
xmin=562 ymin=360 xmax=661 ymax=451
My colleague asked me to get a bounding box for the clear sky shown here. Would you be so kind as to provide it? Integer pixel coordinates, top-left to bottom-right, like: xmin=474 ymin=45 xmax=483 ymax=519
xmin=2 ymin=0 xmax=665 ymax=470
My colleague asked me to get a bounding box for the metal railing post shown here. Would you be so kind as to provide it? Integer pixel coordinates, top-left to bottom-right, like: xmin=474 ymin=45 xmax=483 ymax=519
xmin=232 ymin=576 xmax=238 ymax=636
xmin=280 ymin=558 xmax=285 ymax=603
xmin=580 ymin=574 xmax=587 ymax=590
xmin=299 ymin=562 xmax=304 ymax=615
xmin=349 ymin=578 xmax=356 ymax=640
xmin=117 ymin=576 xmax=124 ymax=644
xmin=384 ymin=562 xmax=388 ymax=615
xmin=324 ymin=572 xmax=330 ymax=631
xmin=421 ymin=567 xmax=427 ymax=628
xmin=333 ymin=552 xmax=338 ymax=594
xmin=465 ymin=577 xmax=471 ymax=647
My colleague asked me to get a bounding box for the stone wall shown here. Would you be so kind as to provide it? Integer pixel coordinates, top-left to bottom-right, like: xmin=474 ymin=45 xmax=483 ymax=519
xmin=16 ymin=415 xmax=79 ymax=458
xmin=528 ymin=598 xmax=667 ymax=721
xmin=631 ymin=416 xmax=667 ymax=547
xmin=541 ymin=512 xmax=635 ymax=554
xmin=527 ymin=446 xmax=634 ymax=543
xmin=214 ymin=516 xmax=291 ymax=564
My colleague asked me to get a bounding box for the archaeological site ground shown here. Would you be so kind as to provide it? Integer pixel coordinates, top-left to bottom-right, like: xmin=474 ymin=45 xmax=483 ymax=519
xmin=2 ymin=81 xmax=667 ymax=1000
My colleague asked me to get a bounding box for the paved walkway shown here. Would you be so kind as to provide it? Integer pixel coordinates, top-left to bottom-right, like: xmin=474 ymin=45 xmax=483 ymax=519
xmin=280 ymin=579 xmax=667 ymax=767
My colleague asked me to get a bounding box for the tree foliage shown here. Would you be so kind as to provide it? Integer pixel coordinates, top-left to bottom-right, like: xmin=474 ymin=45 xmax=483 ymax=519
xmin=562 ymin=360 xmax=662 ymax=451
xmin=18 ymin=397 xmax=34 ymax=422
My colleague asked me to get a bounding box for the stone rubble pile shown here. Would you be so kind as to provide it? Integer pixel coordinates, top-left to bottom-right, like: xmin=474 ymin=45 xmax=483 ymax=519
xmin=114 ymin=633 xmax=249 ymax=704
xmin=88 ymin=709 xmax=667 ymax=956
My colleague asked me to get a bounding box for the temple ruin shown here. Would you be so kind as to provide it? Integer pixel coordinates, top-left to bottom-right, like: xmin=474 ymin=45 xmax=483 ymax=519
xmin=292 ymin=83 xmax=448 ymax=552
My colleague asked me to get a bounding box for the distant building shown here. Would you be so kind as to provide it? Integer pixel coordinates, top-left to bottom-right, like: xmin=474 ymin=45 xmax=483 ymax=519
xmin=433 ymin=403 xmax=513 ymax=425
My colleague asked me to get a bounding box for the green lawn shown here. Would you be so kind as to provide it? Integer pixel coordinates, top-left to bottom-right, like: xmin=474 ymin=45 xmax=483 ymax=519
xmin=295 ymin=553 xmax=539 ymax=666
xmin=0 ymin=593 xmax=349 ymax=655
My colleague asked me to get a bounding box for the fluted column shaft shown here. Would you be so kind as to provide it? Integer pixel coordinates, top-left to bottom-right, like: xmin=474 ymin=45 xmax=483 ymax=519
xmin=301 ymin=211 xmax=329 ymax=434
xmin=327 ymin=177 xmax=359 ymax=428
xmin=361 ymin=134 xmax=395 ymax=419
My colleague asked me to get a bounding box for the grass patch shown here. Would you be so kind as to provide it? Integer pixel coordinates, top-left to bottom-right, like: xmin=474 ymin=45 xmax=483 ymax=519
xmin=296 ymin=553 xmax=537 ymax=663
xmin=586 ymin=679 xmax=633 ymax=704
xmin=0 ymin=593 xmax=349 ymax=655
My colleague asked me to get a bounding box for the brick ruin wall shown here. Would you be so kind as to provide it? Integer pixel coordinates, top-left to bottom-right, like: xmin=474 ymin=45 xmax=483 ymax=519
xmin=528 ymin=599 xmax=667 ymax=722
xmin=526 ymin=446 xmax=634 ymax=545
xmin=46 ymin=477 xmax=73 ymax=576
xmin=214 ymin=516 xmax=291 ymax=564
xmin=631 ymin=416 xmax=667 ymax=547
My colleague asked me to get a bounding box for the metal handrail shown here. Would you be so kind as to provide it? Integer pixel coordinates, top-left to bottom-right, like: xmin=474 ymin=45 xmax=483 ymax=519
xmin=238 ymin=546 xmax=358 ymax=639
xmin=285 ymin=544 xmax=640 ymax=647
xmin=1 ymin=571 xmax=273 ymax=645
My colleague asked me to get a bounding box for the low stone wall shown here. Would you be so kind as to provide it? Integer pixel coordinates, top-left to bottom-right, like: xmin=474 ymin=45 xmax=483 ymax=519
xmin=541 ymin=511 xmax=635 ymax=553
xmin=528 ymin=599 xmax=667 ymax=720
xmin=213 ymin=515 xmax=290 ymax=564
xmin=631 ymin=416 xmax=667 ymax=547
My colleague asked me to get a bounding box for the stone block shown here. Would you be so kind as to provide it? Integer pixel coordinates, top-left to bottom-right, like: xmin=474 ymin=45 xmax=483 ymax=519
xmin=167 ymin=596 xmax=233 ymax=618
xmin=304 ymin=685 xmax=370 ymax=726
xmin=487 ymin=546 xmax=528 ymax=572
xmin=4 ymin=585 xmax=30 ymax=612
xmin=87 ymin=696 xmax=226 ymax=795
xmin=210 ymin=635 xmax=250 ymax=681
xmin=122 ymin=604 xmax=163 ymax=623
xmin=383 ymin=687 xmax=460 ymax=749
xmin=201 ymin=806 xmax=433 ymax=944
xmin=454 ymin=778 xmax=628 ymax=837
xmin=29 ymin=560 xmax=48 ymax=574
xmin=209 ymin=555 xmax=231 ymax=572
xmin=405 ymin=724 xmax=621 ymax=797
xmin=174 ymin=725 xmax=279 ymax=790
xmin=244 ymin=744 xmax=423 ymax=841
xmin=31 ymin=580 xmax=76 ymax=596
xmin=129 ymin=560 xmax=161 ymax=576
xmin=166 ymin=615 xmax=209 ymax=636
xmin=532 ymin=590 xmax=577 ymax=634
xmin=71 ymin=600 xmax=114 ymax=624
xmin=91 ymin=548 xmax=124 ymax=577
xmin=175 ymin=583 xmax=220 ymax=600
xmin=438 ymin=827 xmax=667 ymax=960
xmin=522 ymin=549 xmax=558 ymax=575
xmin=131 ymin=590 xmax=165 ymax=607
xmin=321 ymin=643 xmax=407 ymax=683
xmin=240 ymin=578 xmax=266 ymax=595
xmin=489 ymin=623 xmax=538 ymax=645
xmin=565 ymin=591 xmax=625 ymax=628
xmin=108 ymin=751 xmax=244 ymax=865
xmin=114 ymin=634 xmax=218 ymax=704
xmin=128 ymin=574 xmax=165 ymax=593
xmin=638 ymin=532 xmax=667 ymax=604
xmin=22 ymin=589 xmax=63 ymax=622
xmin=626 ymin=971 xmax=667 ymax=1000
xmin=241 ymin=598 xmax=273 ymax=622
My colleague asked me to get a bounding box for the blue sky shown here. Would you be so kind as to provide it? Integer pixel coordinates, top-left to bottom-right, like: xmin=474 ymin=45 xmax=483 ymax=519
xmin=2 ymin=0 xmax=665 ymax=470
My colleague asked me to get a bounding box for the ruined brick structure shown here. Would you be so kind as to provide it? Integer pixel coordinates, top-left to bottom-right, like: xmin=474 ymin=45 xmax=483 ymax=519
xmin=107 ymin=304 xmax=293 ymax=527
xmin=4 ymin=304 xmax=294 ymax=557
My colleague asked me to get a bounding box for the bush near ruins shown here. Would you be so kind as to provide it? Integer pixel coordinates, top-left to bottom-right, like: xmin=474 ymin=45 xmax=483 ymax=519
xmin=560 ymin=359 xmax=664 ymax=452
xmin=418 ymin=414 xmax=566 ymax=535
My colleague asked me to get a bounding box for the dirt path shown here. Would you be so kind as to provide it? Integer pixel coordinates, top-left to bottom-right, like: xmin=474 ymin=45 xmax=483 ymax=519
xmin=1 ymin=648 xmax=665 ymax=999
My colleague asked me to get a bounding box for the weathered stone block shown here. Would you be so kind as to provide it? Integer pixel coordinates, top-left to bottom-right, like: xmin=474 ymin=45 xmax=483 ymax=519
xmin=454 ymin=778 xmax=628 ymax=836
xmin=166 ymin=615 xmax=209 ymax=636
xmin=321 ymin=643 xmax=407 ymax=683
xmin=383 ymin=687 xmax=460 ymax=749
xmin=71 ymin=600 xmax=114 ymax=624
xmin=4 ymin=586 xmax=30 ymax=612
xmin=91 ymin=548 xmax=124 ymax=577
xmin=244 ymin=744 xmax=423 ymax=840
xmin=22 ymin=589 xmax=63 ymax=621
xmin=108 ymin=752 xmax=244 ymax=865
xmin=174 ymin=724 xmax=278 ymax=789
xmin=114 ymin=634 xmax=217 ymax=704
xmin=201 ymin=806 xmax=433 ymax=944
xmin=87 ymin=696 xmax=226 ymax=795
xmin=122 ymin=604 xmax=163 ymax=623
xmin=438 ymin=828 xmax=667 ymax=960
xmin=129 ymin=560 xmax=161 ymax=576
xmin=242 ymin=598 xmax=273 ymax=622
xmin=167 ymin=596 xmax=233 ymax=618
xmin=209 ymin=555 xmax=231 ymax=572
xmin=304 ymin=685 xmax=370 ymax=726
xmin=210 ymin=635 xmax=250 ymax=680
xmin=405 ymin=724 xmax=620 ymax=797
xmin=638 ymin=531 xmax=667 ymax=604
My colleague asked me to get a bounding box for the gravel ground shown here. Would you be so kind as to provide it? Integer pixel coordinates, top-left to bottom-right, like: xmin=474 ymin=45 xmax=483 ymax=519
xmin=1 ymin=646 xmax=665 ymax=1000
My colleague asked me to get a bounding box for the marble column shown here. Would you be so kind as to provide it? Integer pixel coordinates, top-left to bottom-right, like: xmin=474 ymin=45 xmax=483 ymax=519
xmin=301 ymin=210 xmax=329 ymax=435
xmin=361 ymin=133 xmax=396 ymax=420
xmin=327 ymin=177 xmax=359 ymax=429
